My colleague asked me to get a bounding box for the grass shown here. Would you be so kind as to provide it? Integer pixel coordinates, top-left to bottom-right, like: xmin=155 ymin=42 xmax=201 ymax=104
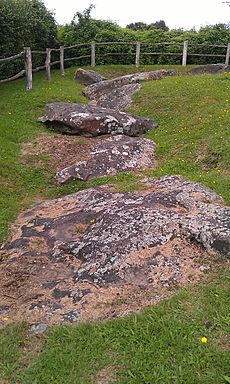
xmin=128 ymin=71 xmax=230 ymax=202
xmin=0 ymin=269 xmax=229 ymax=383
xmin=0 ymin=64 xmax=229 ymax=383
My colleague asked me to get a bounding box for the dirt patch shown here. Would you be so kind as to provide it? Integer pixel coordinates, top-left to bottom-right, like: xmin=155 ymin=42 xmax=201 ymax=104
xmin=94 ymin=366 xmax=117 ymax=384
xmin=196 ymin=144 xmax=222 ymax=171
xmin=214 ymin=332 xmax=230 ymax=352
xmin=20 ymin=332 xmax=45 ymax=368
xmin=20 ymin=133 xmax=98 ymax=174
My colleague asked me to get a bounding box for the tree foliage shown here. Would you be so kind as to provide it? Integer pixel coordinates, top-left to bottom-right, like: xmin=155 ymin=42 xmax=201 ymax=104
xmin=0 ymin=1 xmax=230 ymax=79
xmin=0 ymin=0 xmax=57 ymax=79
xmin=0 ymin=0 xmax=57 ymax=56
xmin=126 ymin=22 xmax=149 ymax=31
xmin=126 ymin=20 xmax=169 ymax=31
xmin=58 ymin=4 xmax=120 ymax=46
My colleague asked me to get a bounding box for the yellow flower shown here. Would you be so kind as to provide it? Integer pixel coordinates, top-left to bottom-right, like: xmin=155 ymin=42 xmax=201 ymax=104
xmin=201 ymin=337 xmax=207 ymax=343
xmin=3 ymin=317 xmax=9 ymax=321
xmin=90 ymin=219 xmax=95 ymax=224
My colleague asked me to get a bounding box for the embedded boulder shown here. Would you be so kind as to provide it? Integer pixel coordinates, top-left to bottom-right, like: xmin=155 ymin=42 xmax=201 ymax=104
xmin=0 ymin=176 xmax=229 ymax=325
xmin=89 ymin=83 xmax=142 ymax=110
xmin=83 ymin=69 xmax=180 ymax=105
xmin=187 ymin=64 xmax=230 ymax=75
xmin=74 ymin=68 xmax=107 ymax=85
xmin=38 ymin=103 xmax=158 ymax=137
xmin=55 ymin=135 xmax=156 ymax=183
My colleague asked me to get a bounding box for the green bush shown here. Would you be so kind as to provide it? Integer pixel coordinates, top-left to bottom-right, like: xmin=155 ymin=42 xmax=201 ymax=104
xmin=0 ymin=0 xmax=57 ymax=79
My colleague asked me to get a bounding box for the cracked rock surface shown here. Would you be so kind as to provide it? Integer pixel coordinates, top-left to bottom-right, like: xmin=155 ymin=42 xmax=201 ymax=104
xmin=187 ymin=64 xmax=230 ymax=75
xmin=55 ymin=135 xmax=156 ymax=183
xmin=89 ymin=83 xmax=142 ymax=110
xmin=0 ymin=176 xmax=229 ymax=325
xmin=38 ymin=103 xmax=158 ymax=137
xmin=83 ymin=70 xmax=179 ymax=109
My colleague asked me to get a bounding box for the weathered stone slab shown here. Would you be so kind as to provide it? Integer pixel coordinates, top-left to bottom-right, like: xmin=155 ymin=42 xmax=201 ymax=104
xmin=55 ymin=135 xmax=156 ymax=183
xmin=74 ymin=68 xmax=107 ymax=85
xmin=0 ymin=176 xmax=229 ymax=325
xmin=187 ymin=64 xmax=230 ymax=75
xmin=89 ymin=83 xmax=142 ymax=110
xmin=83 ymin=69 xmax=180 ymax=103
xmin=38 ymin=103 xmax=158 ymax=137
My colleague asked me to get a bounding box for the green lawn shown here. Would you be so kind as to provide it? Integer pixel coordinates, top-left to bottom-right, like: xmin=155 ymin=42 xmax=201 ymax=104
xmin=0 ymin=269 xmax=229 ymax=383
xmin=0 ymin=65 xmax=229 ymax=383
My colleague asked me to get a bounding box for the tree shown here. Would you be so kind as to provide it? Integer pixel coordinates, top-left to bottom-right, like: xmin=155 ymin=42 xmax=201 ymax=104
xmin=148 ymin=20 xmax=169 ymax=31
xmin=126 ymin=22 xmax=148 ymax=31
xmin=59 ymin=4 xmax=120 ymax=45
xmin=0 ymin=0 xmax=57 ymax=56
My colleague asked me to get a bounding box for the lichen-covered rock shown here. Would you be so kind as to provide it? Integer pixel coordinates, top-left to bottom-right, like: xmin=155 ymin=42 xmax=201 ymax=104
xmin=74 ymin=68 xmax=107 ymax=85
xmin=187 ymin=64 xmax=230 ymax=75
xmin=0 ymin=176 xmax=229 ymax=325
xmin=38 ymin=103 xmax=158 ymax=137
xmin=83 ymin=70 xmax=179 ymax=103
xmin=89 ymin=83 xmax=142 ymax=110
xmin=55 ymin=135 xmax=156 ymax=183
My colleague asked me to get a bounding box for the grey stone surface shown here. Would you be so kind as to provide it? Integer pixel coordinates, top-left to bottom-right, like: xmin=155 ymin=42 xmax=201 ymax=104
xmin=74 ymin=68 xmax=107 ymax=85
xmin=89 ymin=83 xmax=142 ymax=110
xmin=1 ymin=176 xmax=229 ymax=324
xmin=187 ymin=64 xmax=230 ymax=75
xmin=83 ymin=70 xmax=179 ymax=104
xmin=38 ymin=103 xmax=158 ymax=137
xmin=29 ymin=323 xmax=49 ymax=334
xmin=55 ymin=135 xmax=156 ymax=183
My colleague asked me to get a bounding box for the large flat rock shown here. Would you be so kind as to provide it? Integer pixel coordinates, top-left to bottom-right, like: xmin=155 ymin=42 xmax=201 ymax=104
xmin=83 ymin=70 xmax=179 ymax=107
xmin=38 ymin=103 xmax=158 ymax=137
xmin=89 ymin=83 xmax=142 ymax=110
xmin=55 ymin=135 xmax=156 ymax=183
xmin=0 ymin=176 xmax=229 ymax=325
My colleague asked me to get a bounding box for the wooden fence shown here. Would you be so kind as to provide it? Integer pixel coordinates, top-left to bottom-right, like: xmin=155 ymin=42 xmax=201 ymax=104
xmin=0 ymin=41 xmax=230 ymax=90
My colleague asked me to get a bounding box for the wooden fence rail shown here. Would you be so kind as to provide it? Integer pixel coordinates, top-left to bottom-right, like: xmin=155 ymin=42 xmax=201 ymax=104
xmin=0 ymin=40 xmax=229 ymax=90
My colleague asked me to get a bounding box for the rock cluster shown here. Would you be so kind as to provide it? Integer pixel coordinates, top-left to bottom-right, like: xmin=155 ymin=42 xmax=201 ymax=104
xmin=1 ymin=67 xmax=229 ymax=326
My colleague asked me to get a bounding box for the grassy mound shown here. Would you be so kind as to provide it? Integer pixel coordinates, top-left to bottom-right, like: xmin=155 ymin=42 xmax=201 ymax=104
xmin=0 ymin=65 xmax=229 ymax=383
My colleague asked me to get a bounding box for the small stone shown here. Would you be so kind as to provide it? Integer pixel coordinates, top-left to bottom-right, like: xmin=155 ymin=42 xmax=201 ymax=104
xmin=61 ymin=311 xmax=80 ymax=323
xmin=29 ymin=323 xmax=49 ymax=334
xmin=203 ymin=320 xmax=214 ymax=329
xmin=199 ymin=265 xmax=210 ymax=272
xmin=0 ymin=305 xmax=10 ymax=312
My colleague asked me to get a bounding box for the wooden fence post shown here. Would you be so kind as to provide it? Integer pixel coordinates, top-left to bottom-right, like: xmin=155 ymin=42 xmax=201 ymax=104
xmin=135 ymin=42 xmax=141 ymax=67
xmin=46 ymin=48 xmax=51 ymax=80
xmin=60 ymin=46 xmax=65 ymax=76
xmin=225 ymin=42 xmax=230 ymax=65
xmin=91 ymin=41 xmax=96 ymax=67
xmin=182 ymin=40 xmax=188 ymax=67
xmin=24 ymin=47 xmax=32 ymax=90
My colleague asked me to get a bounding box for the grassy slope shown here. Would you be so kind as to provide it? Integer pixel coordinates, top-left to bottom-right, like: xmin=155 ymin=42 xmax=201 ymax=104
xmin=1 ymin=270 xmax=229 ymax=384
xmin=0 ymin=65 xmax=229 ymax=244
xmin=0 ymin=65 xmax=229 ymax=383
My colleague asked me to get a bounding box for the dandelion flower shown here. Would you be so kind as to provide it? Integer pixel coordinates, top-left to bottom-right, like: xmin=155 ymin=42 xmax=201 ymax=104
xmin=201 ymin=337 xmax=207 ymax=343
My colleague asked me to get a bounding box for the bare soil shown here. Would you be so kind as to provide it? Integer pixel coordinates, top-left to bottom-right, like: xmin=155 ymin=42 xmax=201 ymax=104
xmin=20 ymin=133 xmax=98 ymax=173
